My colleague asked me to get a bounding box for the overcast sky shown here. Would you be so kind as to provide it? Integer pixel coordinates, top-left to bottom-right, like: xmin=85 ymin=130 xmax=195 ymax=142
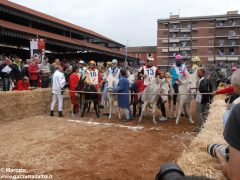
xmin=10 ymin=0 xmax=240 ymax=46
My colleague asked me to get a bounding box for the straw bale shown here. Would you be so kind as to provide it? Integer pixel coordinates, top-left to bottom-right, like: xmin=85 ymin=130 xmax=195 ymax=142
xmin=0 ymin=89 xmax=70 ymax=123
xmin=177 ymin=95 xmax=227 ymax=179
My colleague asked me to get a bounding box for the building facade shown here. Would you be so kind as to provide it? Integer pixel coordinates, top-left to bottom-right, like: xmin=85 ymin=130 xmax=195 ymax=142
xmin=157 ymin=11 xmax=240 ymax=65
xmin=127 ymin=46 xmax=157 ymax=64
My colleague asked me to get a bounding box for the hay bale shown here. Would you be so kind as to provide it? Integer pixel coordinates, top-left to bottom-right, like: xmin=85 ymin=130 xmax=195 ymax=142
xmin=177 ymin=95 xmax=227 ymax=179
xmin=0 ymin=89 xmax=71 ymax=123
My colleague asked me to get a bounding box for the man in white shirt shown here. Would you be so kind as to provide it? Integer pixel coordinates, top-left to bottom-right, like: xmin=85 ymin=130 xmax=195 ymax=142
xmin=50 ymin=65 xmax=66 ymax=117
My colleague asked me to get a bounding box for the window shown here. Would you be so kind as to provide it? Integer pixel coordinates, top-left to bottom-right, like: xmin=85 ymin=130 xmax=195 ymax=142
xmin=209 ymin=29 xmax=214 ymax=33
xmin=208 ymin=39 xmax=214 ymax=44
xmin=172 ymin=33 xmax=177 ymax=39
xmin=209 ymin=21 xmax=214 ymax=25
xmin=219 ymin=39 xmax=224 ymax=46
xmin=219 ymin=49 xmax=225 ymax=56
xmin=182 ymin=41 xmax=187 ymax=47
xmin=229 ymin=30 xmax=236 ymax=36
xmin=229 ymin=49 xmax=235 ymax=56
xmin=163 ymin=31 xmax=168 ymax=35
xmin=136 ymin=53 xmax=140 ymax=58
xmin=192 ymin=21 xmax=197 ymax=24
xmin=208 ymin=48 xmax=213 ymax=54
xmin=192 ymin=40 xmax=197 ymax=46
xmin=192 ymin=49 xmax=197 ymax=54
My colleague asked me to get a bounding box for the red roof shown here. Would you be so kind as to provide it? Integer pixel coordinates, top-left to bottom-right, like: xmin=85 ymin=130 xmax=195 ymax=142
xmin=0 ymin=19 xmax=127 ymax=57
xmin=1 ymin=0 xmax=122 ymax=46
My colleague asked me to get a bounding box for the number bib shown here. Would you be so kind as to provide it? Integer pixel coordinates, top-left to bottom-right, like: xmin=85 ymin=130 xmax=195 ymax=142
xmin=87 ymin=69 xmax=99 ymax=85
xmin=143 ymin=66 xmax=157 ymax=85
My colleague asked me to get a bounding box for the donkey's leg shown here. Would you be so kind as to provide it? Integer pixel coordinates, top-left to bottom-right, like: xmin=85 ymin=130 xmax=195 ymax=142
xmin=176 ymin=102 xmax=184 ymax=124
xmin=118 ymin=108 xmax=122 ymax=120
xmin=138 ymin=102 xmax=147 ymax=123
xmin=108 ymin=96 xmax=113 ymax=119
xmin=81 ymin=100 xmax=87 ymax=117
xmin=188 ymin=100 xmax=194 ymax=124
xmin=152 ymin=103 xmax=157 ymax=125
xmin=94 ymin=100 xmax=100 ymax=118
xmin=87 ymin=101 xmax=91 ymax=112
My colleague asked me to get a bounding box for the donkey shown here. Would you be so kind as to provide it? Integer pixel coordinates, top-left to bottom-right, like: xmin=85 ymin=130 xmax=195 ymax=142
xmin=175 ymin=71 xmax=198 ymax=124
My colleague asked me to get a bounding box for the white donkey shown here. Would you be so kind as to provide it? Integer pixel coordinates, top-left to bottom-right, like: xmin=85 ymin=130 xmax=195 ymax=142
xmin=175 ymin=71 xmax=198 ymax=124
xmin=138 ymin=78 xmax=170 ymax=124
xmin=106 ymin=72 xmax=136 ymax=119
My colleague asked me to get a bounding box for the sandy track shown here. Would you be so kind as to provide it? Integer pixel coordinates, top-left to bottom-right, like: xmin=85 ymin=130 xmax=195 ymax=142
xmin=0 ymin=111 xmax=197 ymax=180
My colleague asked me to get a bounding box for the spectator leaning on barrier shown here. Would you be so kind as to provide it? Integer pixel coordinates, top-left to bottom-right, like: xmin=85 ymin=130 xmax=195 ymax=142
xmin=195 ymin=67 xmax=213 ymax=131
xmin=15 ymin=76 xmax=36 ymax=91
xmin=40 ymin=56 xmax=51 ymax=88
xmin=28 ymin=55 xmax=40 ymax=87
xmin=216 ymin=69 xmax=240 ymax=180
xmin=50 ymin=65 xmax=66 ymax=117
xmin=0 ymin=56 xmax=14 ymax=91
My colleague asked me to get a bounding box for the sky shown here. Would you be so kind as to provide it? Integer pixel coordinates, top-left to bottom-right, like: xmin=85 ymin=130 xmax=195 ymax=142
xmin=10 ymin=0 xmax=240 ymax=47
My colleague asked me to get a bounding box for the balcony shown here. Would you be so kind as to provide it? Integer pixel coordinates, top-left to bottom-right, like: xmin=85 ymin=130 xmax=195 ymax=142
xmin=180 ymin=47 xmax=191 ymax=51
xmin=208 ymin=57 xmax=215 ymax=61
xmin=162 ymin=39 xmax=168 ymax=43
xmin=169 ymin=29 xmax=179 ymax=33
xmin=162 ymin=49 xmax=168 ymax=53
xmin=169 ymin=38 xmax=180 ymax=43
xmin=169 ymin=47 xmax=180 ymax=52
xmin=228 ymin=35 xmax=239 ymax=40
xmin=228 ymin=56 xmax=239 ymax=61
xmin=215 ymin=56 xmax=227 ymax=61
xmin=180 ymin=28 xmax=191 ymax=33
xmin=179 ymin=37 xmax=191 ymax=41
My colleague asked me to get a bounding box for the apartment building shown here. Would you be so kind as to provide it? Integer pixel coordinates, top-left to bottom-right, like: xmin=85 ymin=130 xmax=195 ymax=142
xmin=157 ymin=11 xmax=240 ymax=65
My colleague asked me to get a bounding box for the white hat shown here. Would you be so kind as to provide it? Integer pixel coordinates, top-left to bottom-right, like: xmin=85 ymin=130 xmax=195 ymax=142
xmin=112 ymin=59 xmax=118 ymax=64
xmin=147 ymin=57 xmax=154 ymax=61
xmin=79 ymin=60 xmax=85 ymax=64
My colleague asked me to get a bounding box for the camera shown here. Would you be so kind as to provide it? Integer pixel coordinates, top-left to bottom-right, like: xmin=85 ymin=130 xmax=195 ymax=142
xmin=155 ymin=163 xmax=185 ymax=180
xmin=207 ymin=144 xmax=229 ymax=161
xmin=155 ymin=163 xmax=213 ymax=180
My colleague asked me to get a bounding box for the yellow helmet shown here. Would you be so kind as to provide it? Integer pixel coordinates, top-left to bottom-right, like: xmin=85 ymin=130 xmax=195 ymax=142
xmin=191 ymin=56 xmax=201 ymax=62
xmin=89 ymin=60 xmax=96 ymax=65
xmin=107 ymin=61 xmax=112 ymax=65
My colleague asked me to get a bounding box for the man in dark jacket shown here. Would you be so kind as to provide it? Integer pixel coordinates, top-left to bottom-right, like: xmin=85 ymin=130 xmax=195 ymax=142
xmin=196 ymin=67 xmax=213 ymax=130
xmin=0 ymin=56 xmax=14 ymax=91
xmin=112 ymin=69 xmax=132 ymax=121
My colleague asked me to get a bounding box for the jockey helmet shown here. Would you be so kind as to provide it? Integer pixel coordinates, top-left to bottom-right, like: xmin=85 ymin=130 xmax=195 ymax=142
xmin=175 ymin=54 xmax=183 ymax=61
xmin=112 ymin=59 xmax=118 ymax=64
xmin=79 ymin=60 xmax=85 ymax=64
xmin=191 ymin=56 xmax=201 ymax=62
xmin=89 ymin=60 xmax=96 ymax=65
xmin=232 ymin=67 xmax=237 ymax=71
xmin=107 ymin=61 xmax=112 ymax=65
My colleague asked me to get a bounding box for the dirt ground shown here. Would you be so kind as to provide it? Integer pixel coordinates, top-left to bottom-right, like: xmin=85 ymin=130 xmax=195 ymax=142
xmin=0 ymin=106 xmax=197 ymax=180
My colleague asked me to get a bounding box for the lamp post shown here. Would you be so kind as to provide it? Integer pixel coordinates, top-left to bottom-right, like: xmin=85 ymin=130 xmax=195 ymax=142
xmin=125 ymin=40 xmax=128 ymax=67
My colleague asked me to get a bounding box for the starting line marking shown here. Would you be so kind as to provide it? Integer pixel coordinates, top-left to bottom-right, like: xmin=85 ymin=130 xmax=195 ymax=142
xmin=67 ymin=119 xmax=144 ymax=132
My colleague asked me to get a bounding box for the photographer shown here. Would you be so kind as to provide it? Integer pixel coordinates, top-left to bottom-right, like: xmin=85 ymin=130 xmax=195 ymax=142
xmin=216 ymin=69 xmax=240 ymax=180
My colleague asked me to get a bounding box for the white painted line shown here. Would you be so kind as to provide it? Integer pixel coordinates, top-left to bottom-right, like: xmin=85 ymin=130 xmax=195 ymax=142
xmin=67 ymin=119 xmax=144 ymax=132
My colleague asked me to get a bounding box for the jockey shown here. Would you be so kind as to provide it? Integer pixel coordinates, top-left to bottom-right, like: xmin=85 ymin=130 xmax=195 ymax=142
xmin=107 ymin=59 xmax=120 ymax=79
xmin=191 ymin=56 xmax=201 ymax=72
xmin=78 ymin=60 xmax=87 ymax=80
xmin=139 ymin=57 xmax=160 ymax=88
xmin=100 ymin=59 xmax=120 ymax=108
xmin=170 ymin=54 xmax=189 ymax=112
xmin=85 ymin=60 xmax=101 ymax=91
